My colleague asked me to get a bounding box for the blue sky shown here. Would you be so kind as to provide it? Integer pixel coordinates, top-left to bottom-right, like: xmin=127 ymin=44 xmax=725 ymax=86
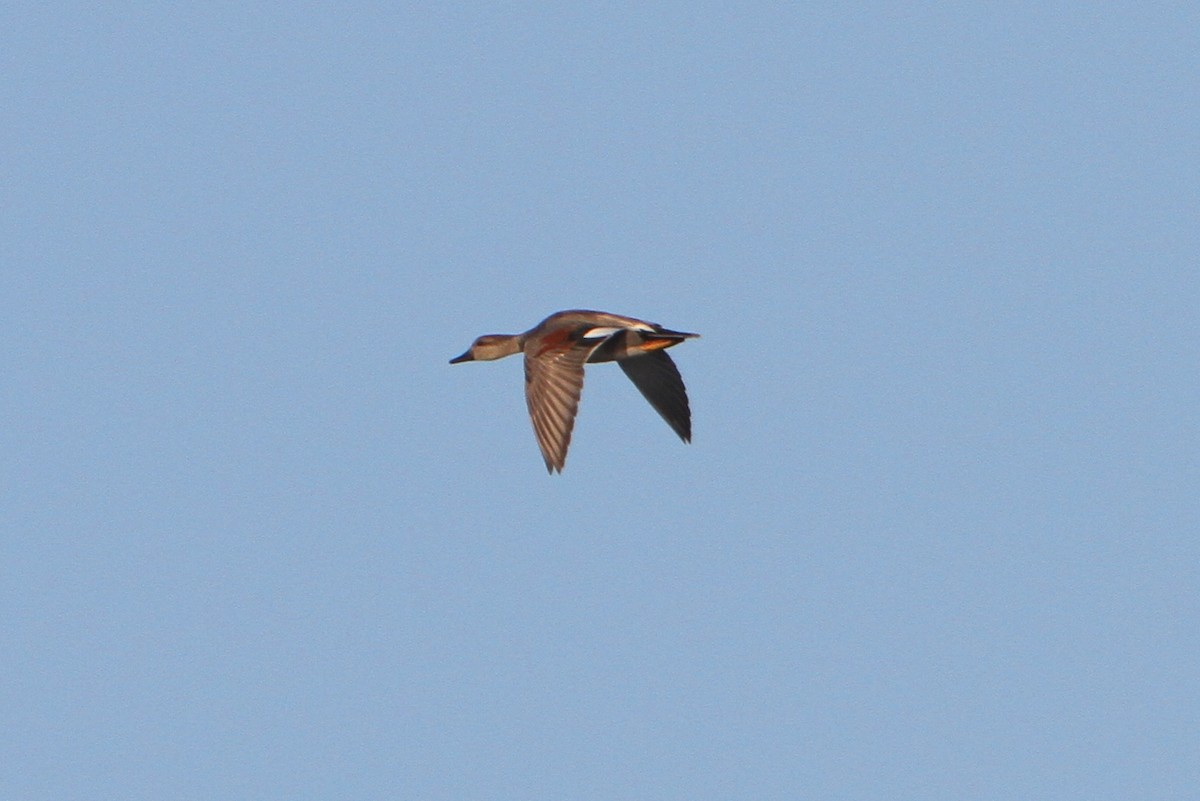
xmin=3 ymin=3 xmax=1197 ymax=799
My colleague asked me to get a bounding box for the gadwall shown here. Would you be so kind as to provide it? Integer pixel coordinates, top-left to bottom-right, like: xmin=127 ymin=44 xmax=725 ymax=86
xmin=451 ymin=309 xmax=698 ymax=473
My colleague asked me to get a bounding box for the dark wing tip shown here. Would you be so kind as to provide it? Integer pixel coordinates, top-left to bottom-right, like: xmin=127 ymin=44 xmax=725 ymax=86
xmin=618 ymin=351 xmax=693 ymax=444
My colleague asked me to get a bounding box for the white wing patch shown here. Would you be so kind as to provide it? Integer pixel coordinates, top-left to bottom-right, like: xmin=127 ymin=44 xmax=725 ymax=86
xmin=581 ymin=326 xmax=622 ymax=339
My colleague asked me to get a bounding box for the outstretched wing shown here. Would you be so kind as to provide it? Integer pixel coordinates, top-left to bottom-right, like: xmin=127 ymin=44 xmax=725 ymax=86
xmin=618 ymin=350 xmax=692 ymax=442
xmin=524 ymin=333 xmax=596 ymax=473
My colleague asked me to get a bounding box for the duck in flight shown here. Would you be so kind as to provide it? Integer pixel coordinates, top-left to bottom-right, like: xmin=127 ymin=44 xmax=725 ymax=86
xmin=450 ymin=309 xmax=698 ymax=473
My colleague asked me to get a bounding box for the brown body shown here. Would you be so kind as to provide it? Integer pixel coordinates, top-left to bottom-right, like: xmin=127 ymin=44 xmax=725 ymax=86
xmin=451 ymin=310 xmax=698 ymax=473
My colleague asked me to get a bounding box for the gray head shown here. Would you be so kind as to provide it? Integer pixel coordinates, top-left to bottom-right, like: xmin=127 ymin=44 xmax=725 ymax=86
xmin=449 ymin=334 xmax=522 ymax=364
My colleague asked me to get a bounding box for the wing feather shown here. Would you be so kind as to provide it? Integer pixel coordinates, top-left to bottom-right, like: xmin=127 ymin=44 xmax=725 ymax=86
xmin=524 ymin=343 xmax=593 ymax=472
xmin=618 ymin=350 xmax=692 ymax=442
